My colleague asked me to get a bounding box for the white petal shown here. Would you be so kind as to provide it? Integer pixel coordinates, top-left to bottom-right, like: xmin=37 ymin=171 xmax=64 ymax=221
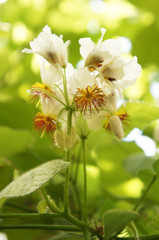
xmin=121 ymin=56 xmax=141 ymax=88
xmin=79 ymin=38 xmax=95 ymax=59
xmin=99 ymin=39 xmax=121 ymax=57
xmin=97 ymin=28 xmax=106 ymax=46
xmin=22 ymin=48 xmax=33 ymax=54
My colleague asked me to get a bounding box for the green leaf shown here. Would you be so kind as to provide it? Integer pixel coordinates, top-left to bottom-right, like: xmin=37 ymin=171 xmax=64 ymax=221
xmin=103 ymin=209 xmax=139 ymax=240
xmin=0 ymin=160 xmax=69 ymax=199
xmin=149 ymin=215 xmax=159 ymax=232
xmin=153 ymin=159 xmax=159 ymax=174
xmin=124 ymin=153 xmax=155 ymax=176
xmin=125 ymin=101 xmax=159 ymax=132
xmin=0 ymin=198 xmax=6 ymax=208
xmin=0 ymin=126 xmax=35 ymax=157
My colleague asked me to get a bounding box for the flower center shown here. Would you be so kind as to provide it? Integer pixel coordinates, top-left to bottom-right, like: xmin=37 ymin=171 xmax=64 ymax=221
xmin=75 ymin=84 xmax=105 ymax=114
xmin=34 ymin=112 xmax=57 ymax=138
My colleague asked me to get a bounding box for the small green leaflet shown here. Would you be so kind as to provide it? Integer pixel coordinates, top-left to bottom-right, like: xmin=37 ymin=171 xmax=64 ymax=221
xmin=125 ymin=101 xmax=159 ymax=132
xmin=0 ymin=160 xmax=69 ymax=199
xmin=103 ymin=209 xmax=139 ymax=240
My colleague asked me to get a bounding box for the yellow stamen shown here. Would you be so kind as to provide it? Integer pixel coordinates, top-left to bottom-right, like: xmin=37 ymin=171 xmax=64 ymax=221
xmin=29 ymin=82 xmax=53 ymax=102
xmin=75 ymin=84 xmax=105 ymax=114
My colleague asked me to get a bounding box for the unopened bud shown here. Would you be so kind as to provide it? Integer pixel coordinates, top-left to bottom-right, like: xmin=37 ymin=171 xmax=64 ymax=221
xmin=65 ymin=129 xmax=77 ymax=150
xmin=109 ymin=115 xmax=123 ymax=139
xmin=54 ymin=129 xmax=65 ymax=149
xmin=76 ymin=113 xmax=90 ymax=138
xmin=54 ymin=128 xmax=77 ymax=150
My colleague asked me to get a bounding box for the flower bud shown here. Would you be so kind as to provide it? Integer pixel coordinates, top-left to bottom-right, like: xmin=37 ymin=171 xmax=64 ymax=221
xmin=76 ymin=113 xmax=90 ymax=138
xmin=54 ymin=129 xmax=65 ymax=149
xmin=64 ymin=129 xmax=77 ymax=150
xmin=109 ymin=115 xmax=123 ymax=139
xmin=54 ymin=128 xmax=77 ymax=150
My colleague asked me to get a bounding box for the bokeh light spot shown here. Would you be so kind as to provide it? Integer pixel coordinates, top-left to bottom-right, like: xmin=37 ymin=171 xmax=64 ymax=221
xmin=87 ymin=19 xmax=100 ymax=35
xmin=12 ymin=23 xmax=30 ymax=44
xmin=0 ymin=233 xmax=8 ymax=240
xmin=150 ymin=81 xmax=159 ymax=98
xmin=136 ymin=136 xmax=156 ymax=157
xmin=90 ymin=0 xmax=106 ymax=14
xmin=118 ymin=37 xmax=132 ymax=53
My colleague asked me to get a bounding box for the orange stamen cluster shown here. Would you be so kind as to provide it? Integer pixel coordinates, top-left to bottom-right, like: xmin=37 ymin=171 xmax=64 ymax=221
xmin=103 ymin=108 xmax=129 ymax=133
xmin=34 ymin=112 xmax=57 ymax=138
xmin=75 ymin=84 xmax=105 ymax=114
xmin=29 ymin=82 xmax=53 ymax=102
xmin=116 ymin=108 xmax=129 ymax=128
xmin=103 ymin=118 xmax=111 ymax=132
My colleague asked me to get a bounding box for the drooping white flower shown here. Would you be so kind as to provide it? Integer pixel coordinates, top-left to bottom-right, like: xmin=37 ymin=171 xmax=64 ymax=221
xmin=28 ymin=60 xmax=63 ymax=102
xmin=99 ymin=56 xmax=141 ymax=98
xmin=79 ymin=28 xmax=121 ymax=71
xmin=22 ymin=25 xmax=70 ymax=67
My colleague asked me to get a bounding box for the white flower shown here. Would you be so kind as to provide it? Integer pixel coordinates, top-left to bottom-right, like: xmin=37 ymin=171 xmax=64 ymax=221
xmin=28 ymin=60 xmax=64 ymax=102
xmin=99 ymin=56 xmax=141 ymax=98
xmin=22 ymin=25 xmax=70 ymax=67
xmin=86 ymin=92 xmax=129 ymax=139
xmin=79 ymin=28 xmax=121 ymax=71
xmin=67 ymin=67 xmax=106 ymax=114
xmin=68 ymin=67 xmax=97 ymax=94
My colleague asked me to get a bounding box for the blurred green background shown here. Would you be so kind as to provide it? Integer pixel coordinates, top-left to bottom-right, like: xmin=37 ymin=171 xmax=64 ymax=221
xmin=1 ymin=0 xmax=159 ymax=239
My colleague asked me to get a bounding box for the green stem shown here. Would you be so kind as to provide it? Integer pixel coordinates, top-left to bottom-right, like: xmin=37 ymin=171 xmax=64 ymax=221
xmin=65 ymin=213 xmax=85 ymax=228
xmin=128 ymin=222 xmax=139 ymax=240
xmin=62 ymin=67 xmax=69 ymax=106
xmin=0 ymin=213 xmax=85 ymax=228
xmin=30 ymin=88 xmax=66 ymax=107
xmin=133 ymin=174 xmax=157 ymax=211
xmin=0 ymin=213 xmax=59 ymax=219
xmin=81 ymin=138 xmax=87 ymax=224
xmin=64 ymin=109 xmax=72 ymax=214
xmin=41 ymin=186 xmax=62 ymax=214
xmin=0 ymin=224 xmax=80 ymax=231
xmin=81 ymin=137 xmax=90 ymax=240
xmin=64 ymin=150 xmax=70 ymax=215
xmin=71 ymin=179 xmax=82 ymax=220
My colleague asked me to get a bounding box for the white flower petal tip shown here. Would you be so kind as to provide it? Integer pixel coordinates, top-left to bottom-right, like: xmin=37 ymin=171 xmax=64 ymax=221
xmin=22 ymin=25 xmax=69 ymax=67
xmin=98 ymin=28 xmax=106 ymax=45
xmin=22 ymin=48 xmax=33 ymax=54
xmin=109 ymin=115 xmax=123 ymax=140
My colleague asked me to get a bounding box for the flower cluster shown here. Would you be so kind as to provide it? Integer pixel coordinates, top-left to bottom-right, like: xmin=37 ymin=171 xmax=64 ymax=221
xmin=23 ymin=25 xmax=141 ymax=144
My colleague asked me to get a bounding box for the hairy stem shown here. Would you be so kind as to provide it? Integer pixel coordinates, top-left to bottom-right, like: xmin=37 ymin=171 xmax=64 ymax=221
xmin=133 ymin=174 xmax=157 ymax=211
xmin=41 ymin=186 xmax=62 ymax=214
xmin=82 ymin=137 xmax=87 ymax=224
xmin=81 ymin=137 xmax=90 ymax=240
xmin=64 ymin=109 xmax=72 ymax=214
xmin=0 ymin=224 xmax=80 ymax=231
xmin=63 ymin=67 xmax=69 ymax=106
xmin=0 ymin=213 xmax=59 ymax=219
xmin=64 ymin=150 xmax=71 ymax=215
